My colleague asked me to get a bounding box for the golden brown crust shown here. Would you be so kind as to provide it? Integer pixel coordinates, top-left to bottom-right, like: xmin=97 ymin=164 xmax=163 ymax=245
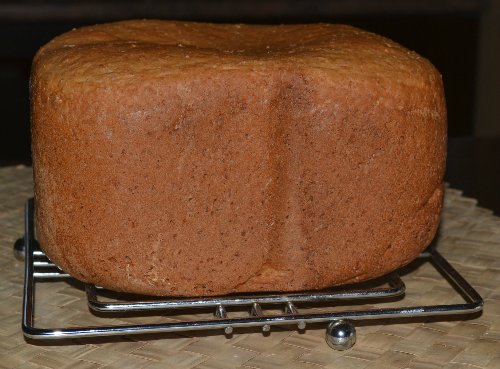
xmin=31 ymin=20 xmax=447 ymax=296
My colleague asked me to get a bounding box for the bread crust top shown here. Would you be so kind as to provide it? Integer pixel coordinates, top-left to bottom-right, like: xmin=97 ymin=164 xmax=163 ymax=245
xmin=33 ymin=20 xmax=440 ymax=86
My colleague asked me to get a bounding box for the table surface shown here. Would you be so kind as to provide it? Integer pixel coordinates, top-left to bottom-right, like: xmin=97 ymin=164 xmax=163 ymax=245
xmin=1 ymin=165 xmax=500 ymax=369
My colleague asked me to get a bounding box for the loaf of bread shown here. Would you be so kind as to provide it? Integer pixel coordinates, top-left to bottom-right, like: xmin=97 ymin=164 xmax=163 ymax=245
xmin=31 ymin=20 xmax=446 ymax=296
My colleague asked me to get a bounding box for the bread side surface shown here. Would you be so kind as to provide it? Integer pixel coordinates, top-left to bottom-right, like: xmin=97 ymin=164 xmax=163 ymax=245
xmin=31 ymin=20 xmax=446 ymax=296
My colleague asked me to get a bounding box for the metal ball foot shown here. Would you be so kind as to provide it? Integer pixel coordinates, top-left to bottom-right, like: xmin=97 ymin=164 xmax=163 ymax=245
xmin=325 ymin=320 xmax=356 ymax=350
xmin=13 ymin=237 xmax=25 ymax=261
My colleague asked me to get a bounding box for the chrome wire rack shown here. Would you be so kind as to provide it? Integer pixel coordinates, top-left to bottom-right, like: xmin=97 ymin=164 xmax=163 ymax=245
xmin=15 ymin=199 xmax=483 ymax=350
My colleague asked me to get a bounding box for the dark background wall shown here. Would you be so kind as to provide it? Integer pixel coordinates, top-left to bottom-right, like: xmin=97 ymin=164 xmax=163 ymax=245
xmin=0 ymin=0 xmax=498 ymax=212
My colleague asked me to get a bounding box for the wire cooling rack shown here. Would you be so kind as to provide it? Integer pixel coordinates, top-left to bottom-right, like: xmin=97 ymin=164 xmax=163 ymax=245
xmin=15 ymin=199 xmax=483 ymax=350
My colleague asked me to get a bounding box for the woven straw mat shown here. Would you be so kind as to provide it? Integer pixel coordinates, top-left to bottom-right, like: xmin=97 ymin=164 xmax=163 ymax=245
xmin=1 ymin=165 xmax=499 ymax=369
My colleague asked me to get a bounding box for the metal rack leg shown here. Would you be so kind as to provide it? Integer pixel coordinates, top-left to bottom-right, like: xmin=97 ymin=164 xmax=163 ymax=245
xmin=325 ymin=320 xmax=356 ymax=350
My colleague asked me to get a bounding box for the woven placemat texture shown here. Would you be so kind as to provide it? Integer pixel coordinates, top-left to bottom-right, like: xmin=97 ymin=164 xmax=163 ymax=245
xmin=1 ymin=165 xmax=499 ymax=369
